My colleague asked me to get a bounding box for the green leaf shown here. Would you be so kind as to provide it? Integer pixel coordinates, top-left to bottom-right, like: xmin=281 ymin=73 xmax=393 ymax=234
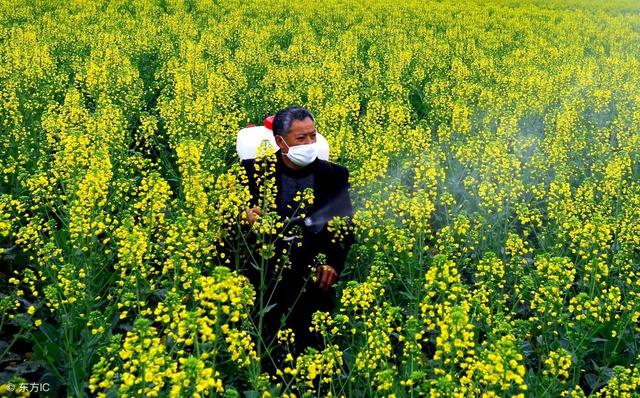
xmin=258 ymin=303 xmax=277 ymax=316
xmin=6 ymin=360 xmax=46 ymax=375
xmin=243 ymin=390 xmax=260 ymax=398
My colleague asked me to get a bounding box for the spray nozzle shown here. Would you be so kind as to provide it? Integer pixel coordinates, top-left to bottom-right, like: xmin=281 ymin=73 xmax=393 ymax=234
xmin=285 ymin=215 xmax=324 ymax=233
xmin=286 ymin=215 xmax=314 ymax=227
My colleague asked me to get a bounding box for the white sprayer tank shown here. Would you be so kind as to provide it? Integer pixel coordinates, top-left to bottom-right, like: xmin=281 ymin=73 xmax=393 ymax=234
xmin=236 ymin=117 xmax=330 ymax=161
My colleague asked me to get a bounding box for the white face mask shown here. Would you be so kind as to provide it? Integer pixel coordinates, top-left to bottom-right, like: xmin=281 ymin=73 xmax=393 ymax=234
xmin=280 ymin=138 xmax=318 ymax=167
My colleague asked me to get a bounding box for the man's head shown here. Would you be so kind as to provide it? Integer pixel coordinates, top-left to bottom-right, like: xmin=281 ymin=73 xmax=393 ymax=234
xmin=272 ymin=106 xmax=317 ymax=149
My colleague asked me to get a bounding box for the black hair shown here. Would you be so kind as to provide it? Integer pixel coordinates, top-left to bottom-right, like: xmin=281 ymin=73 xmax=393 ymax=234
xmin=272 ymin=106 xmax=315 ymax=137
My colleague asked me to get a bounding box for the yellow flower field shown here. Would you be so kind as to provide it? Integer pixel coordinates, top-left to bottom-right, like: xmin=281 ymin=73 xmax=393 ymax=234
xmin=1 ymin=0 xmax=640 ymax=396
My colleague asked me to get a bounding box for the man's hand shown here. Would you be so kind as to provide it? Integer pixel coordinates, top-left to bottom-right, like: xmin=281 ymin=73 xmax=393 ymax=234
xmin=316 ymin=264 xmax=338 ymax=292
xmin=243 ymin=207 xmax=262 ymax=225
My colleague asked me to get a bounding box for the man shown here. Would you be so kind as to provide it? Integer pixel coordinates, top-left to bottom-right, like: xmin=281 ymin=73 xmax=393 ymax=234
xmin=240 ymin=105 xmax=354 ymax=355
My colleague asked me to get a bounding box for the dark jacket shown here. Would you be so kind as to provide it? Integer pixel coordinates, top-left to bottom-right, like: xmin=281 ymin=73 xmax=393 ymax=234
xmin=240 ymin=150 xmax=354 ymax=276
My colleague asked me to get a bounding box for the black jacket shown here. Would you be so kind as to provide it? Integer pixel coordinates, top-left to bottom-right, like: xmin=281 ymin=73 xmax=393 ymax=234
xmin=240 ymin=150 xmax=354 ymax=276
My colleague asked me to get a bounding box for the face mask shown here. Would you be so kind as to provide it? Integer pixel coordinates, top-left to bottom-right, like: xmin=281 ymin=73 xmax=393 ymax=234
xmin=280 ymin=138 xmax=318 ymax=167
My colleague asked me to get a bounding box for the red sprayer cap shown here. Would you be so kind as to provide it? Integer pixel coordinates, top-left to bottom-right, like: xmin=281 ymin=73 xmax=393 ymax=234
xmin=245 ymin=124 xmax=257 ymax=128
xmin=263 ymin=115 xmax=274 ymax=130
